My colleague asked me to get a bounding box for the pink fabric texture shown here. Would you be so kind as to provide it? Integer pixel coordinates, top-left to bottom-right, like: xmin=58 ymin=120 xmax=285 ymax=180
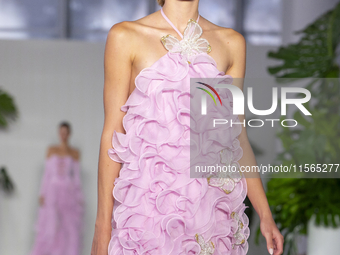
xmin=107 ymin=50 xmax=250 ymax=254
xmin=29 ymin=155 xmax=84 ymax=255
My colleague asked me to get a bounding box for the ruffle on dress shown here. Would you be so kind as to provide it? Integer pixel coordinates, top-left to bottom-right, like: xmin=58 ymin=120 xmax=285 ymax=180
xmin=108 ymin=51 xmax=249 ymax=255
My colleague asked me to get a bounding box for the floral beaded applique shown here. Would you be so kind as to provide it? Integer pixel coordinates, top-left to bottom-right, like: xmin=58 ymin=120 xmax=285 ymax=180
xmin=230 ymin=212 xmax=247 ymax=249
xmin=161 ymin=19 xmax=212 ymax=63
xmin=207 ymin=148 xmax=243 ymax=194
xmin=195 ymin=233 xmax=215 ymax=255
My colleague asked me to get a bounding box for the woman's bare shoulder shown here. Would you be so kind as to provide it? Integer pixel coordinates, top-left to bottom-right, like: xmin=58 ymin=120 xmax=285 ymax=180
xmin=223 ymin=28 xmax=246 ymax=49
xmin=45 ymin=145 xmax=80 ymax=161
xmin=202 ymin=18 xmax=245 ymax=46
xmin=46 ymin=145 xmax=58 ymax=158
xmin=106 ymin=12 xmax=160 ymax=43
xmin=70 ymin=148 xmax=80 ymax=161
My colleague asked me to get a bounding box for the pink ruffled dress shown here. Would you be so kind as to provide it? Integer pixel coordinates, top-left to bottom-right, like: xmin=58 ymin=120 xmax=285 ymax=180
xmin=108 ymin=7 xmax=249 ymax=255
xmin=29 ymin=154 xmax=84 ymax=255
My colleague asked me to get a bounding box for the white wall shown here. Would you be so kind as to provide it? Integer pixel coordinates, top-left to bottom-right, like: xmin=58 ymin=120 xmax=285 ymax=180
xmin=0 ymin=39 xmax=105 ymax=255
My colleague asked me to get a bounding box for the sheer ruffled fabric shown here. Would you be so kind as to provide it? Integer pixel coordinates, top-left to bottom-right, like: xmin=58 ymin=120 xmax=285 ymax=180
xmin=108 ymin=49 xmax=249 ymax=254
xmin=29 ymin=155 xmax=84 ymax=255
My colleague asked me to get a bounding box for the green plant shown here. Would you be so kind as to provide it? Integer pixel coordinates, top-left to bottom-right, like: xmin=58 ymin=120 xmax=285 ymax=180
xmin=256 ymin=2 xmax=340 ymax=255
xmin=0 ymin=88 xmax=17 ymax=127
xmin=0 ymin=167 xmax=15 ymax=193
xmin=0 ymin=88 xmax=18 ymax=192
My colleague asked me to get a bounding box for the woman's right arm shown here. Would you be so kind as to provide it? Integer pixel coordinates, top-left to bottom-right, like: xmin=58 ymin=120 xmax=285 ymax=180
xmin=39 ymin=147 xmax=54 ymax=206
xmin=91 ymin=21 xmax=135 ymax=255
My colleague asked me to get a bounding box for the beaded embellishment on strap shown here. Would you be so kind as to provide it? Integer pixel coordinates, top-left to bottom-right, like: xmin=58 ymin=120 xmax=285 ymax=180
xmin=160 ymin=7 xmax=212 ymax=63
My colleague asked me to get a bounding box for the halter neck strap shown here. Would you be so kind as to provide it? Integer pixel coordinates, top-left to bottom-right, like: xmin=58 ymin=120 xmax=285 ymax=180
xmin=161 ymin=7 xmax=200 ymax=39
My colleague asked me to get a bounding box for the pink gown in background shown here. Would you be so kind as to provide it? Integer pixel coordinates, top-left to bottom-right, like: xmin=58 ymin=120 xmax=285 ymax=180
xmin=107 ymin=7 xmax=250 ymax=255
xmin=29 ymin=154 xmax=84 ymax=255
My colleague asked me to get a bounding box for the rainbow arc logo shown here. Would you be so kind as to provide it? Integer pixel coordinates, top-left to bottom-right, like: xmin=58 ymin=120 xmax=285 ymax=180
xmin=196 ymin=82 xmax=222 ymax=106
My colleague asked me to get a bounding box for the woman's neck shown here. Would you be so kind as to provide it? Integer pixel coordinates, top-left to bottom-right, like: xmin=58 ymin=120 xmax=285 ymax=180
xmin=59 ymin=141 xmax=69 ymax=149
xmin=161 ymin=0 xmax=199 ymax=30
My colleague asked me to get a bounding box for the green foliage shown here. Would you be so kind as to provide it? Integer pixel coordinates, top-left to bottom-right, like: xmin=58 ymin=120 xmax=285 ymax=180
xmin=267 ymin=2 xmax=340 ymax=79
xmin=265 ymin=178 xmax=340 ymax=254
xmin=0 ymin=89 xmax=18 ymax=191
xmin=0 ymin=167 xmax=15 ymax=193
xmin=0 ymin=88 xmax=17 ymax=127
xmin=257 ymin=2 xmax=340 ymax=255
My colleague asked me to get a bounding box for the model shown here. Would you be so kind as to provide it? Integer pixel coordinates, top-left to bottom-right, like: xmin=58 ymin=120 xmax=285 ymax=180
xmin=91 ymin=0 xmax=283 ymax=254
xmin=29 ymin=122 xmax=84 ymax=255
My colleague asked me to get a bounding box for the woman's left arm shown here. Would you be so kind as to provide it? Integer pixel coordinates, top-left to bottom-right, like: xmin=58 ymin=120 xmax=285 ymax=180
xmin=72 ymin=150 xmax=84 ymax=206
xmin=224 ymin=29 xmax=284 ymax=255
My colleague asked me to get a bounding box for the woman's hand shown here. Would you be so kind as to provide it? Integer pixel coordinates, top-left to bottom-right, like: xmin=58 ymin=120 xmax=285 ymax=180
xmin=39 ymin=196 xmax=44 ymax=206
xmin=91 ymin=223 xmax=112 ymax=255
xmin=260 ymin=215 xmax=284 ymax=255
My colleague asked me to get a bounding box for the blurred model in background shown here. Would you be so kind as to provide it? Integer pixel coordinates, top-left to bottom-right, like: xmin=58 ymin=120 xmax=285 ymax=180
xmin=29 ymin=121 xmax=84 ymax=255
